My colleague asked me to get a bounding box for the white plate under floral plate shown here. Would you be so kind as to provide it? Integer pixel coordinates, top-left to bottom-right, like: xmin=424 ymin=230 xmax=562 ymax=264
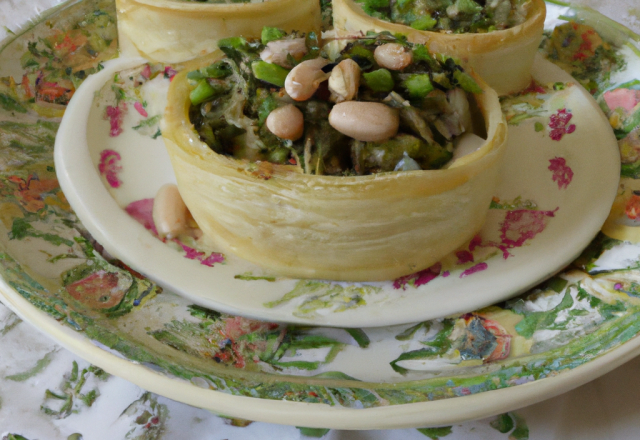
xmin=54 ymin=51 xmax=620 ymax=328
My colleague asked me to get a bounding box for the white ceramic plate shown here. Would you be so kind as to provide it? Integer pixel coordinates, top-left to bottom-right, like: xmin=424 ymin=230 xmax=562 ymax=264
xmin=54 ymin=54 xmax=620 ymax=327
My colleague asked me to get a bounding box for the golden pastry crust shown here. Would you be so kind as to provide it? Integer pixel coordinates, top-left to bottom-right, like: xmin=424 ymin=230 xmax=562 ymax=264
xmin=162 ymin=52 xmax=507 ymax=282
xmin=116 ymin=0 xmax=322 ymax=63
xmin=332 ymin=0 xmax=546 ymax=96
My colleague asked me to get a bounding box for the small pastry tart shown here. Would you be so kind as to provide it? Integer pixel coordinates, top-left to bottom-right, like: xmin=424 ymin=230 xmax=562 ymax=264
xmin=161 ymin=32 xmax=507 ymax=281
xmin=332 ymin=0 xmax=546 ymax=96
xmin=115 ymin=0 xmax=322 ymax=63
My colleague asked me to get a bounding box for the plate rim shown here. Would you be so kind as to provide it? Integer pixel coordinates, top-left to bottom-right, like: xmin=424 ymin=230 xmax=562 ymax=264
xmin=2 ymin=271 xmax=640 ymax=429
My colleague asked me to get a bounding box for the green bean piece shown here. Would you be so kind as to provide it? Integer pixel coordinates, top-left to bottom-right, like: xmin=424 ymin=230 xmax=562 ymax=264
xmin=190 ymin=80 xmax=216 ymax=105
xmin=402 ymin=74 xmax=434 ymax=100
xmin=252 ymin=61 xmax=290 ymax=87
xmin=268 ymin=147 xmax=291 ymax=164
xmin=363 ymin=69 xmax=395 ymax=92
xmin=200 ymin=61 xmax=232 ymax=79
xmin=262 ymin=27 xmax=286 ymax=45
xmin=454 ymin=0 xmax=483 ymax=15
xmin=218 ymin=36 xmax=248 ymax=51
xmin=258 ymin=94 xmax=279 ymax=125
xmin=453 ymin=70 xmax=482 ymax=94
xmin=411 ymin=16 xmax=437 ymax=30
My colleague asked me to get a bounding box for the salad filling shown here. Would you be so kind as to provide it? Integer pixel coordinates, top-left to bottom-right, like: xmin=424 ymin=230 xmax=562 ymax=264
xmin=176 ymin=0 xmax=265 ymax=2
xmin=187 ymin=29 xmax=483 ymax=176
xmin=354 ymin=0 xmax=533 ymax=33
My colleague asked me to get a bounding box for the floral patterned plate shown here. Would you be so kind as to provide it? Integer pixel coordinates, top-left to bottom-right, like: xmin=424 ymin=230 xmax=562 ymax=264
xmin=54 ymin=53 xmax=619 ymax=327
xmin=1 ymin=0 xmax=640 ymax=430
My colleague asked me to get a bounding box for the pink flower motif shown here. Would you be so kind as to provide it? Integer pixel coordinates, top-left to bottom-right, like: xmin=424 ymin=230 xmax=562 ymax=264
xmin=500 ymin=209 xmax=558 ymax=248
xmin=548 ymin=157 xmax=574 ymax=189
xmin=134 ymin=101 xmax=148 ymax=117
xmin=98 ymin=149 xmax=123 ymax=188
xmin=200 ymin=252 xmax=225 ymax=267
xmin=460 ymin=262 xmax=488 ymax=278
xmin=125 ymin=198 xmax=157 ymax=235
xmin=179 ymin=243 xmax=205 ymax=260
xmin=140 ymin=64 xmax=152 ymax=79
xmin=468 ymin=235 xmax=482 ymax=252
xmin=456 ymin=250 xmax=474 ymax=265
xmin=125 ymin=198 xmax=225 ymax=266
xmin=548 ymin=109 xmax=576 ymax=141
xmin=393 ymin=263 xmax=441 ymax=290
xmin=104 ymin=103 xmax=127 ymax=137
xmin=175 ymin=240 xmax=225 ymax=267
xmin=164 ymin=66 xmax=177 ymax=80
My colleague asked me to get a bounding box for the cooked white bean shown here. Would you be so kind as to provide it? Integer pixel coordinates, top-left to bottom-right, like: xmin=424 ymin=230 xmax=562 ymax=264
xmin=450 ymin=132 xmax=485 ymax=162
xmin=259 ymin=38 xmax=307 ymax=68
xmin=328 ymin=58 xmax=361 ymax=103
xmin=285 ymin=58 xmax=330 ymax=101
xmin=374 ymin=43 xmax=413 ymax=71
xmin=328 ymin=101 xmax=399 ymax=142
xmin=266 ymin=104 xmax=305 ymax=141
xmin=447 ymin=88 xmax=472 ymax=132
xmin=153 ymin=183 xmax=190 ymax=239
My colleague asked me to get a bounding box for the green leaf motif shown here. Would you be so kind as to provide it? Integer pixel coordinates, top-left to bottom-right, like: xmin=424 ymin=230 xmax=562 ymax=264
xmin=417 ymin=426 xmax=453 ymax=439
xmin=5 ymin=434 xmax=31 ymax=440
xmin=41 ymin=361 xmax=108 ymax=418
xmin=490 ymin=412 xmax=529 ymax=439
xmin=6 ymin=351 xmax=55 ymax=381
xmin=297 ymin=427 xmax=331 ymax=438
xmin=514 ymin=290 xmax=573 ymax=338
xmin=10 ymin=217 xmax=75 ymax=247
xmin=265 ymin=280 xmax=381 ymax=316
xmin=234 ymin=272 xmax=276 ymax=282
xmin=345 ymin=328 xmax=370 ymax=348
xmin=121 ymin=392 xmax=168 ymax=439
xmin=0 ymin=93 xmax=28 ymax=113
xmin=490 ymin=413 xmax=514 ymax=433
xmin=1 ymin=311 xmax=21 ymax=335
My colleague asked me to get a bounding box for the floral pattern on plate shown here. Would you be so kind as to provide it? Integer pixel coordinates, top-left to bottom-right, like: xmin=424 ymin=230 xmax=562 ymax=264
xmin=0 ymin=0 xmax=638 ymax=430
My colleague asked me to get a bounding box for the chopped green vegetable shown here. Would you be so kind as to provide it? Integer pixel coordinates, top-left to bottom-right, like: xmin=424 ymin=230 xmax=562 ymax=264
xmin=453 ymin=70 xmax=482 ymax=94
xmin=251 ymin=61 xmax=290 ymax=87
xmin=217 ymin=36 xmax=248 ymax=51
xmin=411 ymin=15 xmax=437 ymax=31
xmin=189 ymin=31 xmax=477 ymax=175
xmin=261 ymin=27 xmax=286 ymax=45
xmin=454 ymin=0 xmax=483 ymax=15
xmin=192 ymin=61 xmax=233 ymax=80
xmin=363 ymin=68 xmax=395 ymax=92
xmin=189 ymin=80 xmax=217 ymax=105
xmin=402 ymin=74 xmax=434 ymax=99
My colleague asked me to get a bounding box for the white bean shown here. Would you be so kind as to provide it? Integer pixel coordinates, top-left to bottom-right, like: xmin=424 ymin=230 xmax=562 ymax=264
xmin=374 ymin=43 xmax=413 ymax=71
xmin=153 ymin=183 xmax=190 ymax=239
xmin=285 ymin=58 xmax=330 ymax=101
xmin=259 ymin=38 xmax=307 ymax=68
xmin=266 ymin=104 xmax=305 ymax=141
xmin=328 ymin=101 xmax=399 ymax=142
xmin=328 ymin=58 xmax=361 ymax=103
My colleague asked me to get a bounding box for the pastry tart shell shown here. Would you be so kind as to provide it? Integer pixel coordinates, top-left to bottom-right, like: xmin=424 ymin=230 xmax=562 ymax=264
xmin=116 ymin=0 xmax=322 ymax=63
xmin=162 ymin=54 xmax=507 ymax=282
xmin=332 ymin=0 xmax=546 ymax=96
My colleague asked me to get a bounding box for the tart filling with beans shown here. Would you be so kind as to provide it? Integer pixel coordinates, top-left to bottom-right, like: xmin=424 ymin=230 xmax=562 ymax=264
xmin=332 ymin=0 xmax=545 ymax=96
xmin=187 ymin=30 xmax=482 ymax=175
xmin=355 ymin=0 xmax=533 ymax=33
xmin=161 ymin=28 xmax=506 ymax=281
